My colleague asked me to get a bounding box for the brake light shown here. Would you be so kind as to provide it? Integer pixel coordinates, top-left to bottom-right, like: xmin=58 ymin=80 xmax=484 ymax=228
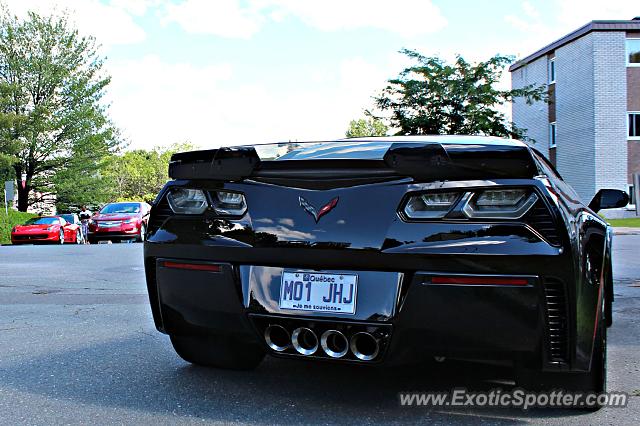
xmin=461 ymin=189 xmax=538 ymax=219
xmin=400 ymin=188 xmax=539 ymax=221
xmin=403 ymin=192 xmax=460 ymax=219
xmin=211 ymin=191 xmax=247 ymax=216
xmin=166 ymin=188 xmax=208 ymax=214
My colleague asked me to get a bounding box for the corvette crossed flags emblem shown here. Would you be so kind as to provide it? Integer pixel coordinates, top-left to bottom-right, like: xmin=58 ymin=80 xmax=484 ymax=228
xmin=298 ymin=196 xmax=339 ymax=223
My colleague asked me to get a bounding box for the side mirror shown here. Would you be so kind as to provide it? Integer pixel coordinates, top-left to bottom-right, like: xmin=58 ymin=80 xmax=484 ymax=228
xmin=588 ymin=189 xmax=629 ymax=212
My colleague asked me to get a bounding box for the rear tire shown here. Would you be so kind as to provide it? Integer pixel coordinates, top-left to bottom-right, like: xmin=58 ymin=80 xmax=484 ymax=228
xmin=75 ymin=229 xmax=82 ymax=244
xmin=170 ymin=334 xmax=264 ymax=370
xmin=59 ymin=230 xmax=65 ymax=245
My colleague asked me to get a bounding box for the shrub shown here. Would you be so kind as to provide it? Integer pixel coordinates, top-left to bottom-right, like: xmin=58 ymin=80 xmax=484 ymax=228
xmin=0 ymin=209 xmax=37 ymax=245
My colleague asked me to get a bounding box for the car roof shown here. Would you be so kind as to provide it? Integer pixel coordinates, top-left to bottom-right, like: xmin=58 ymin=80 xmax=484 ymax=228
xmin=252 ymin=136 xmax=529 ymax=161
xmin=337 ymin=135 xmax=526 ymax=146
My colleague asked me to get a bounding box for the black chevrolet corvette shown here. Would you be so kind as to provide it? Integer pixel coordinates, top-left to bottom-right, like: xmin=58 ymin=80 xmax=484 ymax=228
xmin=144 ymin=136 xmax=628 ymax=394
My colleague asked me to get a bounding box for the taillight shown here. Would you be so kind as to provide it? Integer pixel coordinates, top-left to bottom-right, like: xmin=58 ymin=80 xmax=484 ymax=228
xmin=403 ymin=192 xmax=460 ymax=219
xmin=401 ymin=188 xmax=538 ymax=221
xmin=166 ymin=188 xmax=208 ymax=214
xmin=211 ymin=191 xmax=247 ymax=216
xmin=461 ymin=189 xmax=538 ymax=219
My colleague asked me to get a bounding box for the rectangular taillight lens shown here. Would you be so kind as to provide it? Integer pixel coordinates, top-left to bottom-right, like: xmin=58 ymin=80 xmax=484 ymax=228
xmin=161 ymin=261 xmax=221 ymax=272
xmin=429 ymin=276 xmax=530 ymax=286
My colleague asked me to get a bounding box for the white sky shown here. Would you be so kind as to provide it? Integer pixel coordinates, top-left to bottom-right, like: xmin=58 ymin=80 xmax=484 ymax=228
xmin=4 ymin=0 xmax=639 ymax=150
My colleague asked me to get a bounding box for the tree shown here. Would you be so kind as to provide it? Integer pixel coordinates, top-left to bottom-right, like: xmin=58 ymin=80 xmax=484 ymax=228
xmin=52 ymin=153 xmax=114 ymax=211
xmin=345 ymin=116 xmax=388 ymax=138
xmin=104 ymin=143 xmax=194 ymax=203
xmin=374 ymin=49 xmax=546 ymax=139
xmin=0 ymin=8 xmax=120 ymax=211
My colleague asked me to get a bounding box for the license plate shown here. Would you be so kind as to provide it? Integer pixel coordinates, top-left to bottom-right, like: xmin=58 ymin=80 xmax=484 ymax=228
xmin=279 ymin=271 xmax=357 ymax=314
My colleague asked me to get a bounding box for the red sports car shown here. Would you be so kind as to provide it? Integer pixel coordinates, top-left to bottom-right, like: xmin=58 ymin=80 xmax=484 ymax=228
xmin=88 ymin=202 xmax=151 ymax=243
xmin=11 ymin=216 xmax=82 ymax=245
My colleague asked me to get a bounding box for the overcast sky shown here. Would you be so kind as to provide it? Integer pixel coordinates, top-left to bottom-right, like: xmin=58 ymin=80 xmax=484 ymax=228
xmin=5 ymin=0 xmax=639 ymax=150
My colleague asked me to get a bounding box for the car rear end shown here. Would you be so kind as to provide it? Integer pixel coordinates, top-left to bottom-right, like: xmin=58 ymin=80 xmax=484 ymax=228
xmin=144 ymin=138 xmax=574 ymax=371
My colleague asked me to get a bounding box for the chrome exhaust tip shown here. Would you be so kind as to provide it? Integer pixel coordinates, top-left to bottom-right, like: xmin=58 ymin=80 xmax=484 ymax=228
xmin=320 ymin=330 xmax=349 ymax=358
xmin=291 ymin=327 xmax=318 ymax=356
xmin=350 ymin=332 xmax=380 ymax=361
xmin=264 ymin=324 xmax=290 ymax=352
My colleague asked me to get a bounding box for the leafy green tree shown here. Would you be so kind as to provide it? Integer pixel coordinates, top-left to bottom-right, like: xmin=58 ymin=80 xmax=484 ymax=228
xmin=52 ymin=153 xmax=114 ymax=211
xmin=374 ymin=49 xmax=546 ymax=139
xmin=105 ymin=143 xmax=194 ymax=203
xmin=345 ymin=116 xmax=388 ymax=138
xmin=0 ymin=8 xmax=120 ymax=211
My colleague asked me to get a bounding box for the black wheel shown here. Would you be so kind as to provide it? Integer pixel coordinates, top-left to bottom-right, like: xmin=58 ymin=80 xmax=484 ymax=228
xmin=75 ymin=229 xmax=82 ymax=244
xmin=170 ymin=334 xmax=264 ymax=370
xmin=516 ymin=292 xmax=607 ymax=410
xmin=137 ymin=224 xmax=146 ymax=242
xmin=59 ymin=230 xmax=65 ymax=245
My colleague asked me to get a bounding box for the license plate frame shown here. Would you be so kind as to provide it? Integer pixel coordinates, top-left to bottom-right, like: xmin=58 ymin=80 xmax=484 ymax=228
xmin=279 ymin=270 xmax=358 ymax=315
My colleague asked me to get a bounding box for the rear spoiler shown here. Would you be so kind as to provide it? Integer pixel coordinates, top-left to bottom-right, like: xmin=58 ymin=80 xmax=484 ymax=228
xmin=168 ymin=142 xmax=538 ymax=181
xmin=169 ymin=146 xmax=261 ymax=181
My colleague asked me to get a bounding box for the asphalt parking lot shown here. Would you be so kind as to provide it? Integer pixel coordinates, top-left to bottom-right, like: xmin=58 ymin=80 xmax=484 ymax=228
xmin=0 ymin=238 xmax=639 ymax=425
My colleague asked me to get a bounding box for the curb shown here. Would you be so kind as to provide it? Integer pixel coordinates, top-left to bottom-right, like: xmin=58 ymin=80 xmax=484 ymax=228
xmin=613 ymin=227 xmax=640 ymax=236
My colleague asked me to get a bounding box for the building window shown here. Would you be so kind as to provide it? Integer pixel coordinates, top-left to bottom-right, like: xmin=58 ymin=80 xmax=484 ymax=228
xmin=630 ymin=112 xmax=640 ymax=139
xmin=629 ymin=185 xmax=635 ymax=206
xmin=548 ymin=58 xmax=556 ymax=83
xmin=627 ymin=39 xmax=640 ymax=66
xmin=549 ymin=122 xmax=557 ymax=148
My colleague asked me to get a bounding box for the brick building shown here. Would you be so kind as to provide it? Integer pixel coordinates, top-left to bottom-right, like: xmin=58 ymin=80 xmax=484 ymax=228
xmin=510 ymin=18 xmax=640 ymax=208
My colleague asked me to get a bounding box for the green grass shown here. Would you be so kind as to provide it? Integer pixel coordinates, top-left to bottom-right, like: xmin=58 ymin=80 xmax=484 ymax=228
xmin=0 ymin=209 xmax=36 ymax=245
xmin=604 ymin=217 xmax=640 ymax=228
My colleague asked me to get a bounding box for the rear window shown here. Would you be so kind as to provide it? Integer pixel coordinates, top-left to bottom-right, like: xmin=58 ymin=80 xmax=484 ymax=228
xmin=25 ymin=217 xmax=59 ymax=225
xmin=100 ymin=203 xmax=140 ymax=214
xmin=255 ymin=141 xmax=393 ymax=161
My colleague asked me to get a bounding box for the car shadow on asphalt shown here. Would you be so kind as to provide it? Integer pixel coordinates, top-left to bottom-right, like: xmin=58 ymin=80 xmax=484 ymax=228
xmin=0 ymin=334 xmax=591 ymax=424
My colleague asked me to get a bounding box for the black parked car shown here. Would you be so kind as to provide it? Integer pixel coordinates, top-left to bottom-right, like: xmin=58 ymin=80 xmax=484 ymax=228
xmin=144 ymin=136 xmax=627 ymax=397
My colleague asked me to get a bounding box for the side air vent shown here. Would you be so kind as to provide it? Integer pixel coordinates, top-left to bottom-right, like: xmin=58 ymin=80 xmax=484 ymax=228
xmin=148 ymin=196 xmax=172 ymax=234
xmin=525 ymin=201 xmax=562 ymax=246
xmin=543 ymin=277 xmax=569 ymax=364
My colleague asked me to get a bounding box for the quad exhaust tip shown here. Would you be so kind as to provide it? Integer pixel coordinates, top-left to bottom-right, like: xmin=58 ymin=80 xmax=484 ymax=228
xmin=264 ymin=324 xmax=290 ymax=352
xmin=292 ymin=327 xmax=319 ymax=356
xmin=350 ymin=332 xmax=380 ymax=361
xmin=264 ymin=324 xmax=380 ymax=361
xmin=320 ymin=330 xmax=349 ymax=358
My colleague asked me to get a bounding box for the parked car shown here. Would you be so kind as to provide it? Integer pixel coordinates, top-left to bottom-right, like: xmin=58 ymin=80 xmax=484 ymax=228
xmin=143 ymin=136 xmax=628 ymax=407
xmin=88 ymin=202 xmax=150 ymax=243
xmin=57 ymin=213 xmax=83 ymax=244
xmin=11 ymin=216 xmax=82 ymax=245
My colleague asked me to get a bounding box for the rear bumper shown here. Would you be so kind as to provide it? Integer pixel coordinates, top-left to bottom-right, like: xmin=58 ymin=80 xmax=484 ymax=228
xmin=144 ymin=238 xmax=572 ymax=370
